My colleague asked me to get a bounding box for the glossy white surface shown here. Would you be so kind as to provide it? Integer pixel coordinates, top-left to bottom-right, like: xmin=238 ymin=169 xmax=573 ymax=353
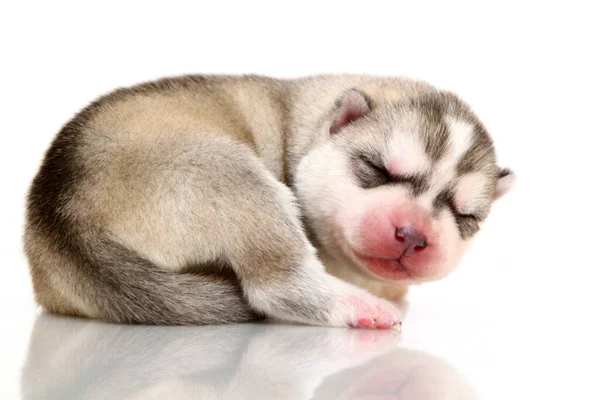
xmin=21 ymin=317 xmax=476 ymax=400
xmin=9 ymin=262 xmax=599 ymax=400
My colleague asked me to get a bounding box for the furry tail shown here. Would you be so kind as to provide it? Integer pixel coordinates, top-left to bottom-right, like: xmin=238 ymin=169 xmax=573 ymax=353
xmin=26 ymin=231 xmax=260 ymax=325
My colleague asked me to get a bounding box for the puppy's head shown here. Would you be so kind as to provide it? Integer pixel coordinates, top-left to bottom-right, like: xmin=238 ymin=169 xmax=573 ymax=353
xmin=295 ymin=87 xmax=514 ymax=284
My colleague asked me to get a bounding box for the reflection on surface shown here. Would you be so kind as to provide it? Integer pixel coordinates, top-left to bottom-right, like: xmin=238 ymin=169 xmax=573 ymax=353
xmin=21 ymin=314 xmax=477 ymax=399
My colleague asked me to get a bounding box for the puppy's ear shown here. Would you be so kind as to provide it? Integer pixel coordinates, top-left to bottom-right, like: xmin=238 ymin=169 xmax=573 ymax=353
xmin=494 ymin=168 xmax=515 ymax=200
xmin=330 ymin=89 xmax=372 ymax=134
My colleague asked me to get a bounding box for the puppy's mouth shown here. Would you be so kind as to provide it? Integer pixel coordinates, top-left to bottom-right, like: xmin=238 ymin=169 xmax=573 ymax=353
xmin=351 ymin=251 xmax=415 ymax=281
xmin=333 ymin=228 xmax=416 ymax=281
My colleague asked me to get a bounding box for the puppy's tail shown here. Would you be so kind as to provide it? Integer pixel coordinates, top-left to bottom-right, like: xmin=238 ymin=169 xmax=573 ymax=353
xmin=26 ymin=230 xmax=260 ymax=325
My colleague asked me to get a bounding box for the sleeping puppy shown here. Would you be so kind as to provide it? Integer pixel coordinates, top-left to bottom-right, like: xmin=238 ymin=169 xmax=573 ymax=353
xmin=24 ymin=74 xmax=514 ymax=329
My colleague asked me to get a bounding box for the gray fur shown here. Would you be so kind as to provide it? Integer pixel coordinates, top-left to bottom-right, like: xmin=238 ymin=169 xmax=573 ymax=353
xmin=25 ymin=74 xmax=512 ymax=326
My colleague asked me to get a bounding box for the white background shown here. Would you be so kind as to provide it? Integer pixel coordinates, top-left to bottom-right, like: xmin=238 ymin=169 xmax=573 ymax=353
xmin=1 ymin=1 xmax=599 ymax=399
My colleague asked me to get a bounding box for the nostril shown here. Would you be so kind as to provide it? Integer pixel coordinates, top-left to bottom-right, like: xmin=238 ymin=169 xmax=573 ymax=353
xmin=396 ymin=226 xmax=428 ymax=254
xmin=414 ymin=243 xmax=427 ymax=252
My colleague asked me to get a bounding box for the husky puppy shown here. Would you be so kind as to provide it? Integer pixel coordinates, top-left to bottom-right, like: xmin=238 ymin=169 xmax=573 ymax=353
xmin=24 ymin=75 xmax=514 ymax=328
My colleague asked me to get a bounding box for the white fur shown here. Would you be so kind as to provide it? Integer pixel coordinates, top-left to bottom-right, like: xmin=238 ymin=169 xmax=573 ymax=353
xmin=454 ymin=172 xmax=489 ymax=215
xmin=425 ymin=208 xmax=471 ymax=280
xmin=445 ymin=117 xmax=474 ymax=163
xmin=387 ymin=130 xmax=431 ymax=175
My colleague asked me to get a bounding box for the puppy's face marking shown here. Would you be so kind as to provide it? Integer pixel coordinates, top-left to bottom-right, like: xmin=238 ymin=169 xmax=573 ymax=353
xmin=295 ymin=89 xmax=514 ymax=284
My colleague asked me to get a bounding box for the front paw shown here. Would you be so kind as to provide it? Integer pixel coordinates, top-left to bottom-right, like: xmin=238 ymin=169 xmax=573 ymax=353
xmin=335 ymin=292 xmax=403 ymax=330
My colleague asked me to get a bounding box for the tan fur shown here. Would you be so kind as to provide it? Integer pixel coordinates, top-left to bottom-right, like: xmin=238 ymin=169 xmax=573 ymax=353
xmin=25 ymin=74 xmax=511 ymax=326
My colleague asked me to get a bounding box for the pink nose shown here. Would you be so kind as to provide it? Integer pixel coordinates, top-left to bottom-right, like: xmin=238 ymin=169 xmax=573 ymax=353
xmin=395 ymin=226 xmax=428 ymax=256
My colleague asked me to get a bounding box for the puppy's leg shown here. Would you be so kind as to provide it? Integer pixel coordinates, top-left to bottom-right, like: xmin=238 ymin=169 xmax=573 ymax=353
xmin=235 ymin=189 xmax=402 ymax=328
xmin=163 ymin=136 xmax=403 ymax=328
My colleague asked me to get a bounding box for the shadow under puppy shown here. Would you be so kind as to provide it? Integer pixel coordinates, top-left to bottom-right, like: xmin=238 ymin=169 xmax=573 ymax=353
xmin=24 ymin=75 xmax=514 ymax=328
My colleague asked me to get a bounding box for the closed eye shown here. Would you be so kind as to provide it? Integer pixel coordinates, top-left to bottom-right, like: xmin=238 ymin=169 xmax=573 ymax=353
xmin=455 ymin=211 xmax=476 ymax=218
xmin=434 ymin=190 xmax=482 ymax=222
xmin=456 ymin=213 xmax=478 ymax=221
xmin=360 ymin=155 xmax=391 ymax=182
xmin=450 ymin=204 xmax=481 ymax=221
xmin=352 ymin=153 xmax=430 ymax=195
xmin=452 ymin=205 xmax=486 ymax=224
xmin=358 ymin=155 xmax=429 ymax=194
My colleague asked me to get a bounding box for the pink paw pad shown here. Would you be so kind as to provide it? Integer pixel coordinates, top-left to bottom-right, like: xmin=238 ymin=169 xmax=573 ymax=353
xmin=358 ymin=318 xmax=374 ymax=328
xmin=343 ymin=295 xmax=402 ymax=330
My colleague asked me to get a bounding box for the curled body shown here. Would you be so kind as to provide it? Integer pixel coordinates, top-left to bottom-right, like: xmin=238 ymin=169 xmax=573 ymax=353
xmin=24 ymin=74 xmax=514 ymax=328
